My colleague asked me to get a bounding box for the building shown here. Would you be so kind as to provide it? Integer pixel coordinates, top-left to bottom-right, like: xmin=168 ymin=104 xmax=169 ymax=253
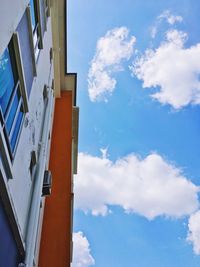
xmin=0 ymin=0 xmax=79 ymax=266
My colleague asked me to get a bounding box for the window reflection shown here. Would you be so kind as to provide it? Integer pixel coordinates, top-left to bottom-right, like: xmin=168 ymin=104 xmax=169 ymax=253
xmin=30 ymin=0 xmax=36 ymax=31
xmin=0 ymin=42 xmax=25 ymax=156
xmin=0 ymin=48 xmax=15 ymax=115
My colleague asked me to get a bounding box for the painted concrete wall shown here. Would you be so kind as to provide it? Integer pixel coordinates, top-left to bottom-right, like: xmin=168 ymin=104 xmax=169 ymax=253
xmin=0 ymin=0 xmax=29 ymax=55
xmin=0 ymin=1 xmax=54 ymax=242
xmin=39 ymin=91 xmax=73 ymax=267
xmin=9 ymin=17 xmax=54 ymax=240
xmin=0 ymin=2 xmax=77 ymax=266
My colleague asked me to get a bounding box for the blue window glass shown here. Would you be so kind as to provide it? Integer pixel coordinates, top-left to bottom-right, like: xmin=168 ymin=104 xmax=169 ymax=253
xmin=0 ymin=41 xmax=25 ymax=157
xmin=0 ymin=48 xmax=15 ymax=115
xmin=30 ymin=0 xmax=36 ymax=31
xmin=10 ymin=111 xmax=23 ymax=152
xmin=5 ymin=89 xmax=20 ymax=134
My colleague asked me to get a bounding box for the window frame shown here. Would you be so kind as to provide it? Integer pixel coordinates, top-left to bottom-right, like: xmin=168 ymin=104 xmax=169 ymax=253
xmin=0 ymin=33 xmax=28 ymax=160
xmin=26 ymin=6 xmax=37 ymax=76
xmin=28 ymin=0 xmax=43 ymax=62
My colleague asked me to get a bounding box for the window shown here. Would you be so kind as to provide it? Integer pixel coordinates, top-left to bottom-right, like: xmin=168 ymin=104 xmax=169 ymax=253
xmin=0 ymin=40 xmax=25 ymax=158
xmin=30 ymin=0 xmax=37 ymax=30
xmin=29 ymin=0 xmax=43 ymax=60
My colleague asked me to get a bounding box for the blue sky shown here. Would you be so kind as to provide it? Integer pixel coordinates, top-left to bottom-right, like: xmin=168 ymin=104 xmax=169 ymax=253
xmin=68 ymin=1 xmax=200 ymax=266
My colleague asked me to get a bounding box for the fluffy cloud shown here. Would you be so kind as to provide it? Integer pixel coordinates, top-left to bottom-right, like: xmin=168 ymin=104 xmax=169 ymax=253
xmin=74 ymin=152 xmax=199 ymax=219
xmin=72 ymin=232 xmax=95 ymax=267
xmin=158 ymin=10 xmax=183 ymax=25
xmin=88 ymin=27 xmax=136 ymax=102
xmin=187 ymin=211 xmax=200 ymax=255
xmin=131 ymin=29 xmax=200 ymax=109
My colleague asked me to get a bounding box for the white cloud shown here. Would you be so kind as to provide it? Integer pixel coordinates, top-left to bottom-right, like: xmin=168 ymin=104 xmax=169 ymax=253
xmin=158 ymin=10 xmax=183 ymax=25
xmin=72 ymin=232 xmax=95 ymax=267
xmin=130 ymin=29 xmax=200 ymax=109
xmin=150 ymin=26 xmax=158 ymax=39
xmin=88 ymin=27 xmax=136 ymax=102
xmin=100 ymin=147 xmax=109 ymax=159
xmin=187 ymin=211 xmax=200 ymax=255
xmin=74 ymin=152 xmax=199 ymax=219
xmin=151 ymin=10 xmax=183 ymax=38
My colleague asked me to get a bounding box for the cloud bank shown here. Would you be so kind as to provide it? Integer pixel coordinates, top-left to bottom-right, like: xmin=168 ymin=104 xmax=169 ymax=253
xmin=131 ymin=29 xmax=200 ymax=109
xmin=74 ymin=152 xmax=199 ymax=219
xmin=187 ymin=211 xmax=200 ymax=255
xmin=72 ymin=232 xmax=95 ymax=267
xmin=88 ymin=27 xmax=136 ymax=102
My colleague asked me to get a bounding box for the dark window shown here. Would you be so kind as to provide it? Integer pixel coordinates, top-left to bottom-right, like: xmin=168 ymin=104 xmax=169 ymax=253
xmin=0 ymin=41 xmax=25 ymax=158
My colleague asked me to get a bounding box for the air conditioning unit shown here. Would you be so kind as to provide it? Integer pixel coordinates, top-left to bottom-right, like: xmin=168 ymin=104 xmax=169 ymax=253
xmin=42 ymin=170 xmax=52 ymax=196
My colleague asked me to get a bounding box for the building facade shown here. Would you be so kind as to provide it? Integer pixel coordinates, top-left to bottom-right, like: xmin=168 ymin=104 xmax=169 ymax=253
xmin=0 ymin=0 xmax=78 ymax=266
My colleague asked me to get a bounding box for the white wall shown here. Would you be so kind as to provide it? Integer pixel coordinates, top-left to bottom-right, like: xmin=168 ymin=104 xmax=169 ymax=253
xmin=5 ymin=15 xmax=54 ymax=240
xmin=0 ymin=0 xmax=30 ymax=55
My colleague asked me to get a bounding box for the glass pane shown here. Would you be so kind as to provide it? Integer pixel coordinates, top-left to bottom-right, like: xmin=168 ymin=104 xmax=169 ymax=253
xmin=5 ymin=89 xmax=20 ymax=134
xmin=0 ymin=48 xmax=15 ymax=115
xmin=10 ymin=110 xmax=23 ymax=152
xmin=30 ymin=0 xmax=36 ymax=31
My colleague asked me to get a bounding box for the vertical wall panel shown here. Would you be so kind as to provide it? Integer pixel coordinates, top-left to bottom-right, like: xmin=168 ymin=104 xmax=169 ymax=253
xmin=39 ymin=91 xmax=73 ymax=267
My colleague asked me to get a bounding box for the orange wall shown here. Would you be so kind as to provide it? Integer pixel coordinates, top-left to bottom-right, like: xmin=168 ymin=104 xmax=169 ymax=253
xmin=39 ymin=91 xmax=73 ymax=267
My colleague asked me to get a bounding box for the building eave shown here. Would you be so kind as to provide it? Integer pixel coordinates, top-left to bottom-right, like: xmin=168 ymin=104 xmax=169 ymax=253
xmin=50 ymin=0 xmax=77 ymax=107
